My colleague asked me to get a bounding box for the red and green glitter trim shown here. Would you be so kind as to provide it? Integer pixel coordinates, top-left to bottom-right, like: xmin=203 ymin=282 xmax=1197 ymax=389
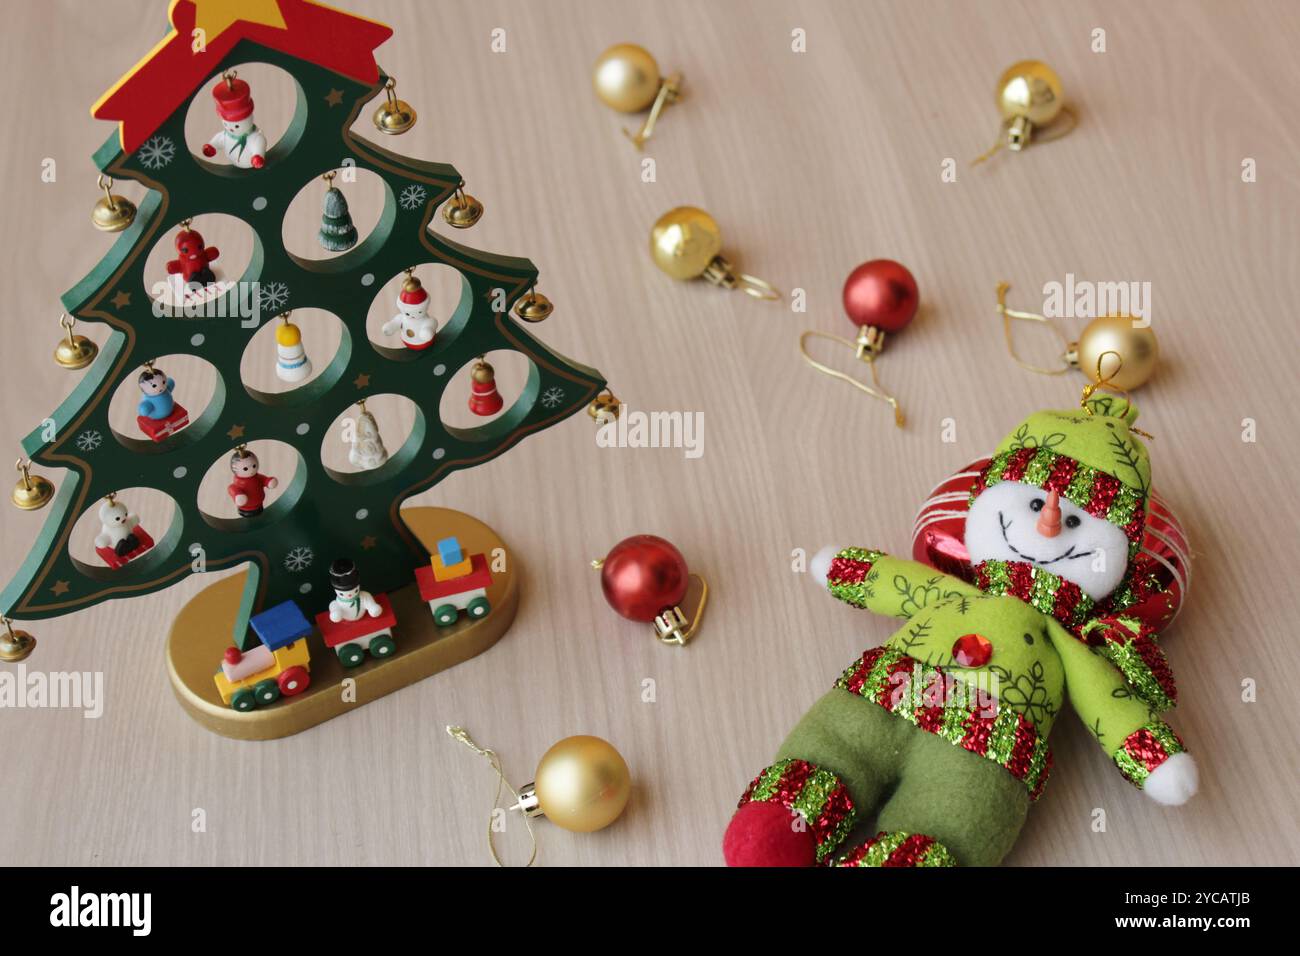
xmin=834 ymin=646 xmax=1053 ymax=800
xmin=737 ymin=758 xmax=857 ymax=863
xmin=826 ymin=548 xmax=885 ymax=609
xmin=834 ymin=830 xmax=956 ymax=867
xmin=1080 ymin=616 xmax=1178 ymax=711
xmin=1113 ymin=720 xmax=1186 ymax=789
xmin=972 ymin=448 xmax=1146 ymax=558
xmin=974 ymin=559 xmax=1096 ymax=632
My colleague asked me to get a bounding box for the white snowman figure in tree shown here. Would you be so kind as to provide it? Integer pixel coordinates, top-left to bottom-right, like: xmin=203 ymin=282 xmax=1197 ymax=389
xmin=328 ymin=559 xmax=383 ymax=623
xmin=381 ymin=271 xmax=436 ymax=350
xmin=94 ymin=495 xmax=141 ymax=558
xmin=348 ymin=400 xmax=389 ymax=470
xmin=201 ymin=72 xmax=267 ymax=170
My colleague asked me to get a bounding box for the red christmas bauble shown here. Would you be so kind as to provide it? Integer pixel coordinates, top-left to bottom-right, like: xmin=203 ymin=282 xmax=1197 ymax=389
xmin=599 ymin=535 xmax=689 ymax=622
xmin=842 ymin=259 xmax=919 ymax=333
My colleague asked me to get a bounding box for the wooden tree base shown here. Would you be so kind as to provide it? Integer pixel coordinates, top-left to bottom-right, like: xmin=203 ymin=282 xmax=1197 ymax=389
xmin=166 ymin=507 xmax=517 ymax=740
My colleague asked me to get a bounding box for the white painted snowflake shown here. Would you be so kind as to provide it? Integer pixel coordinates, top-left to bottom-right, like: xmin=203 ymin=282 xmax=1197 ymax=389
xmin=258 ymin=281 xmax=290 ymax=313
xmin=284 ymin=546 xmax=314 ymax=572
xmin=75 ymin=430 xmax=103 ymax=452
xmin=137 ymin=135 xmax=176 ymax=170
xmin=541 ymin=386 xmax=566 ymax=409
xmin=399 ymin=184 xmax=428 ymax=211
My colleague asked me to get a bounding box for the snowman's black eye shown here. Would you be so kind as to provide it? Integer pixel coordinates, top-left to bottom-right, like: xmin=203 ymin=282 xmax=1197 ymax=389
xmin=1029 ymin=498 xmax=1045 ymax=512
xmin=1065 ymin=515 xmax=1081 ymax=529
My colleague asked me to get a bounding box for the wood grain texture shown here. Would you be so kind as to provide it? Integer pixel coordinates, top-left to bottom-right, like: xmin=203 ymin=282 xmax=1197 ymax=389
xmin=2 ymin=0 xmax=1298 ymax=866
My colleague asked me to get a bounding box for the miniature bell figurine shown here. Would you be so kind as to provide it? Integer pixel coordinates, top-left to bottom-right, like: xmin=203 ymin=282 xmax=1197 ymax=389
xmin=0 ymin=617 xmax=36 ymax=663
xmin=11 ymin=458 xmax=54 ymax=511
xmin=53 ymin=313 xmax=97 ymax=370
xmin=587 ymin=389 xmax=621 ymax=426
xmin=513 ymin=288 xmax=553 ymax=323
xmin=650 ymin=207 xmax=780 ymax=300
xmin=381 ymin=270 xmax=437 ymax=350
xmin=90 ymin=175 xmax=136 ymax=233
xmin=442 ymin=183 xmax=484 ymax=229
xmin=275 ymin=312 xmax=312 ymax=383
xmin=593 ymin=43 xmax=682 ymax=149
xmin=373 ymin=76 xmax=417 ymax=134
xmin=468 ymin=358 xmax=504 ymax=417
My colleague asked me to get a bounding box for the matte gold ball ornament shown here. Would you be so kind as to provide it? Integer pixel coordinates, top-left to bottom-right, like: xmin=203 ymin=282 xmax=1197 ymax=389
xmin=593 ymin=43 xmax=682 ymax=149
xmin=54 ymin=313 xmax=97 ymax=370
xmin=997 ymin=281 xmax=1160 ymax=390
xmin=973 ymin=60 xmax=1075 ymax=164
xmin=650 ymin=206 xmax=780 ymax=300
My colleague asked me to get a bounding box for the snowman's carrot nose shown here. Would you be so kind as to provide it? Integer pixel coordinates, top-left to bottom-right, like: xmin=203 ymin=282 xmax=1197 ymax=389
xmin=1037 ymin=490 xmax=1062 ymax=538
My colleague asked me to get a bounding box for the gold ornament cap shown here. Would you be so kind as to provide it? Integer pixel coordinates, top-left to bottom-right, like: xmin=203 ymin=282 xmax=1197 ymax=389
xmin=471 ymin=359 xmax=495 ymax=384
xmin=520 ymin=735 xmax=631 ymax=832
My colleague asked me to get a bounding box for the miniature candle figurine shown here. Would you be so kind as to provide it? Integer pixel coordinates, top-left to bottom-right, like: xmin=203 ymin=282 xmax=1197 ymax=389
xmin=275 ymin=314 xmax=312 ymax=383
xmin=201 ymin=73 xmax=267 ymax=169
xmin=380 ymin=271 xmax=436 ymax=349
xmin=328 ymin=558 xmax=383 ymax=622
xmin=227 ymin=446 xmax=277 ymax=518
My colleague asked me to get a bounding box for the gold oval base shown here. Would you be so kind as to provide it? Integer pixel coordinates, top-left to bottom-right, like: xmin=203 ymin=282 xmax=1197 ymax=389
xmin=166 ymin=507 xmax=518 ymax=740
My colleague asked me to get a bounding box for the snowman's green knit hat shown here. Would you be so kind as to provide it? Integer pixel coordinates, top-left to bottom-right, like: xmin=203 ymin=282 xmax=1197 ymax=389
xmin=973 ymin=394 xmax=1151 ymax=556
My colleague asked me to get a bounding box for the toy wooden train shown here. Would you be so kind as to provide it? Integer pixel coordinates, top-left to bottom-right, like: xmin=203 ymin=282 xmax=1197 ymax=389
xmin=214 ymin=536 xmax=492 ymax=711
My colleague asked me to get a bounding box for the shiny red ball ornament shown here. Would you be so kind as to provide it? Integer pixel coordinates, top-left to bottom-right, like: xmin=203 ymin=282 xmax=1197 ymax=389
xmin=599 ymin=535 xmax=689 ymax=622
xmin=842 ymin=259 xmax=919 ymax=332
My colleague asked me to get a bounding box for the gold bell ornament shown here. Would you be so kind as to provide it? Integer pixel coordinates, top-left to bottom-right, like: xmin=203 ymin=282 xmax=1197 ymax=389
xmin=650 ymin=206 xmax=780 ymax=300
xmin=996 ymin=281 xmax=1159 ymax=391
xmin=12 ymin=458 xmax=54 ymax=511
xmin=0 ymin=617 xmax=36 ymax=664
xmin=513 ymin=287 xmax=553 ymax=323
xmin=593 ymin=43 xmax=682 ymax=149
xmin=587 ymin=388 xmax=622 ymax=426
xmin=372 ymin=76 xmax=417 ymax=134
xmin=91 ymin=175 xmax=137 ymax=232
xmin=446 ymin=726 xmax=632 ymax=866
xmin=442 ymin=182 xmax=483 ymax=229
xmin=972 ymin=60 xmax=1075 ymax=165
xmin=53 ymin=313 xmax=98 ymax=370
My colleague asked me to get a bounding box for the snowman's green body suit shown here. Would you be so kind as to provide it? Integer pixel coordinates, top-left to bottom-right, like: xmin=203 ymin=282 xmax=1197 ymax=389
xmin=726 ymin=397 xmax=1193 ymax=867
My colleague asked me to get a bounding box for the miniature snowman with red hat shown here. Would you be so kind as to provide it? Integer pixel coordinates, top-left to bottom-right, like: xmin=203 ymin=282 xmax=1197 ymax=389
xmin=381 ymin=270 xmax=436 ymax=350
xmin=201 ymin=72 xmax=267 ymax=170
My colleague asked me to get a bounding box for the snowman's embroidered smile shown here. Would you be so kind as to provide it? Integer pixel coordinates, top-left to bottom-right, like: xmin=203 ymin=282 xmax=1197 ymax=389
xmin=998 ymin=512 xmax=1094 ymax=565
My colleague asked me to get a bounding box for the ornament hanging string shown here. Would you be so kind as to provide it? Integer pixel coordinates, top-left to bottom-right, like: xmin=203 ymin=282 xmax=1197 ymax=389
xmin=445 ymin=725 xmax=537 ymax=867
xmin=996 ymin=281 xmax=1073 ymax=375
xmin=1080 ymin=352 xmax=1154 ymax=440
xmin=798 ymin=330 xmax=905 ymax=427
xmin=971 ymin=106 xmax=1077 ymax=166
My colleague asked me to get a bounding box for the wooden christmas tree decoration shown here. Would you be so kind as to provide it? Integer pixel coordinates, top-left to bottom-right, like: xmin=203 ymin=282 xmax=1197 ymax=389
xmin=2 ymin=0 xmax=607 ymax=739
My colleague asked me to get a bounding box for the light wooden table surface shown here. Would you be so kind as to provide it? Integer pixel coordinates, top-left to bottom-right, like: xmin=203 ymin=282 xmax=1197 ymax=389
xmin=2 ymin=0 xmax=1298 ymax=866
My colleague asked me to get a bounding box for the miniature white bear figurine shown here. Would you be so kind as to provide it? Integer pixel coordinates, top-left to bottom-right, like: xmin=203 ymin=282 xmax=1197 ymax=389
xmin=94 ymin=497 xmax=141 ymax=557
xmin=380 ymin=273 xmax=436 ymax=350
xmin=201 ymin=75 xmax=267 ymax=170
xmin=328 ymin=558 xmax=383 ymax=623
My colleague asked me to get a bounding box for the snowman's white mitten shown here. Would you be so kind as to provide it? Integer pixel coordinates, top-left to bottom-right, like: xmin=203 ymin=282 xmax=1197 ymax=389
xmin=809 ymin=545 xmax=842 ymax=588
xmin=1142 ymin=751 xmax=1199 ymax=806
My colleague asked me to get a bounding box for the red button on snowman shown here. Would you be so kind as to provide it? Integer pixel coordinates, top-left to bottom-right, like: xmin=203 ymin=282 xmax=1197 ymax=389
xmin=381 ymin=270 xmax=437 ymax=350
xmin=201 ymin=72 xmax=267 ymax=170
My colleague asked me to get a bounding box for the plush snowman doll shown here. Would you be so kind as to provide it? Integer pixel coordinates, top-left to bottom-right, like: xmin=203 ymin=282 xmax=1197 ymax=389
xmin=724 ymin=396 xmax=1197 ymax=868
xmin=94 ymin=498 xmax=141 ymax=558
xmin=381 ymin=274 xmax=436 ymax=349
xmin=328 ymin=559 xmax=383 ymax=623
xmin=201 ymin=75 xmax=267 ymax=170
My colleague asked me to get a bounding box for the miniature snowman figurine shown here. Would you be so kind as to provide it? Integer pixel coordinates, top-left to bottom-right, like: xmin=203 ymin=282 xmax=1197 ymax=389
xmin=201 ymin=73 xmax=267 ymax=170
xmin=227 ymin=446 xmax=278 ymax=518
xmin=275 ymin=314 xmax=312 ymax=383
xmin=137 ymin=366 xmax=177 ymax=420
xmin=94 ymin=496 xmax=140 ymax=558
xmin=349 ymin=401 xmax=389 ymax=470
xmin=328 ymin=559 xmax=383 ymax=623
xmin=380 ymin=272 xmax=436 ymax=349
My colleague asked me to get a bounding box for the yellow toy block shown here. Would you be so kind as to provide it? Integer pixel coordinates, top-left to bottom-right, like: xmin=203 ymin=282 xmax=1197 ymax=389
xmin=432 ymin=555 xmax=472 ymax=581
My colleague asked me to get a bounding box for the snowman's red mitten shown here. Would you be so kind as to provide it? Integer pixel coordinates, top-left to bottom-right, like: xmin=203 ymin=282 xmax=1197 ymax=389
xmin=251 ymin=154 xmax=265 ymax=169
xmin=202 ymin=144 xmax=216 ymax=157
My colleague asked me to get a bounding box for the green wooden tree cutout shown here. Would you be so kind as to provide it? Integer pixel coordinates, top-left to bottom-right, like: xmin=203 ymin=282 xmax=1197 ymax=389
xmin=1 ymin=0 xmax=605 ymax=650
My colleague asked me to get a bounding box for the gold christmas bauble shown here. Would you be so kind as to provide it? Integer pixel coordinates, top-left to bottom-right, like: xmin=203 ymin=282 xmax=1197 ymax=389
xmin=650 ymin=206 xmax=722 ymax=280
xmin=593 ymin=44 xmax=662 ymax=113
xmin=533 ymin=735 xmax=631 ymax=832
xmin=996 ymin=60 xmax=1064 ymax=126
xmin=1070 ymin=315 xmax=1159 ymax=390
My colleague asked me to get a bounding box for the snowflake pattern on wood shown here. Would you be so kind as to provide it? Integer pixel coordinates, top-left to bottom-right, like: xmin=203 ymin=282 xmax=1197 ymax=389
xmin=136 ymin=134 xmax=176 ymax=170
xmin=399 ymin=184 xmax=428 ymax=211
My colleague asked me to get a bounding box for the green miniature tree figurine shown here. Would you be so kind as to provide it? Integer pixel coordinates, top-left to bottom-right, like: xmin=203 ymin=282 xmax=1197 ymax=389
xmin=318 ymin=174 xmax=358 ymax=251
xmin=2 ymin=0 xmax=606 ymax=658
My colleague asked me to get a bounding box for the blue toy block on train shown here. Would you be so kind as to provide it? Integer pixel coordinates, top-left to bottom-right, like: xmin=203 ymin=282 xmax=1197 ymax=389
xmin=437 ymin=537 xmax=463 ymax=566
xmin=250 ymin=600 xmax=313 ymax=651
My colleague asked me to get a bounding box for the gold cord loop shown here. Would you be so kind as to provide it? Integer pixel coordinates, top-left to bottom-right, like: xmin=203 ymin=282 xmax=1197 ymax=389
xmin=624 ymin=72 xmax=681 ymax=149
xmin=735 ymin=271 xmax=781 ymax=301
xmin=799 ymin=330 xmax=904 ymax=427
xmin=972 ymin=106 xmax=1077 ymax=166
xmin=445 ymin=725 xmax=537 ymax=867
xmin=996 ymin=281 xmax=1072 ymax=375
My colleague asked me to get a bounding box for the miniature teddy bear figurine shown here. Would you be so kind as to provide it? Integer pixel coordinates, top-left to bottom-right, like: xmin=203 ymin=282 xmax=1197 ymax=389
xmin=227 ymin=447 xmax=277 ymax=518
xmin=94 ymin=497 xmax=141 ymax=558
xmin=723 ymin=396 xmax=1197 ymax=868
xmin=201 ymin=74 xmax=267 ymax=169
xmin=328 ymin=558 xmax=383 ymax=623
xmin=380 ymin=272 xmax=436 ymax=349
xmin=166 ymin=226 xmax=220 ymax=287
xmin=137 ymin=366 xmax=177 ymax=420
